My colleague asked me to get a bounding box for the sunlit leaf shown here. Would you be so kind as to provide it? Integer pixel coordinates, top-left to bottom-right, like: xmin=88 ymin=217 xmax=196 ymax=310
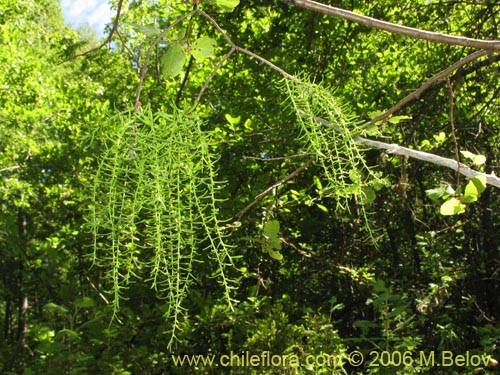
xmin=440 ymin=197 xmax=465 ymax=215
xmin=313 ymin=175 xmax=323 ymax=191
xmin=128 ymin=22 xmax=161 ymax=37
xmin=388 ymin=115 xmax=412 ymax=124
xmin=316 ymin=203 xmax=329 ymax=213
xmin=426 ymin=184 xmax=454 ymax=201
xmin=160 ymin=44 xmax=186 ymax=77
xmin=463 ymin=175 xmax=487 ymax=203
xmin=212 ymin=0 xmax=240 ymax=12
xmin=190 ymin=36 xmax=216 ymax=61
xmin=225 ymin=113 xmax=241 ymax=126
xmin=266 ymin=237 xmax=281 ymax=250
xmin=460 ymin=150 xmax=486 ymax=165
xmin=432 ymin=131 xmax=446 ymax=144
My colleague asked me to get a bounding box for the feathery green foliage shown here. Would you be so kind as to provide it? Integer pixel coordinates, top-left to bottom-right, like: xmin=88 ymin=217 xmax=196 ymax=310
xmin=284 ymin=76 xmax=388 ymax=208
xmin=89 ymin=105 xmax=234 ymax=343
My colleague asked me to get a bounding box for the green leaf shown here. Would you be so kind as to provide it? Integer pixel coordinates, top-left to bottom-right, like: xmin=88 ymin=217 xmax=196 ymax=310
xmin=313 ymin=175 xmax=323 ymax=191
xmin=263 ymin=220 xmax=280 ymax=238
xmin=368 ymin=110 xmax=384 ymax=119
xmin=190 ymin=36 xmax=216 ymax=61
xmin=160 ymin=44 xmax=186 ymax=78
xmin=463 ymin=175 xmax=487 ymax=203
xmin=316 ymin=203 xmax=329 ymax=213
xmin=211 ymin=0 xmax=240 ymax=12
xmin=440 ymin=197 xmax=465 ymax=215
xmin=388 ymin=115 xmax=412 ymax=124
xmin=43 ymin=302 xmax=69 ymax=315
xmin=267 ymin=248 xmax=283 ymax=261
xmin=460 ymin=150 xmax=486 ymax=166
xmin=128 ymin=22 xmax=161 ymax=37
xmin=55 ymin=329 xmax=80 ymax=341
xmin=432 ymin=131 xmax=446 ymax=144
xmin=266 ymin=237 xmax=281 ymax=251
xmin=225 ymin=113 xmax=241 ymax=126
xmin=425 ymin=184 xmax=454 ymax=201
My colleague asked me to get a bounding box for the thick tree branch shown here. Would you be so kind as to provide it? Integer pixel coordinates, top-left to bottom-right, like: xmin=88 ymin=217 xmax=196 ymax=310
xmin=280 ymin=0 xmax=500 ymax=51
xmin=369 ymin=49 xmax=490 ymax=124
xmin=354 ymin=136 xmax=500 ymax=188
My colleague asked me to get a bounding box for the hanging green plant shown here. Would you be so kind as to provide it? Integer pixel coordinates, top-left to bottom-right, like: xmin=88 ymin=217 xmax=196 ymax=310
xmin=283 ymin=76 xmax=389 ymax=209
xmin=88 ymin=105 xmax=234 ymax=344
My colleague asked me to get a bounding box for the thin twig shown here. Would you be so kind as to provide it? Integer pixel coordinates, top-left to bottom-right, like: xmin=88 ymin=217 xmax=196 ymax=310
xmin=70 ymin=0 xmax=125 ymax=59
xmin=369 ymin=49 xmax=489 ymax=124
xmin=242 ymin=153 xmax=310 ymax=161
xmin=176 ymin=55 xmax=195 ymax=105
xmin=280 ymin=0 xmax=500 ymax=50
xmin=447 ymin=78 xmax=461 ymax=185
xmin=236 ymin=158 xmax=314 ymax=220
xmin=84 ymin=275 xmax=110 ymax=305
xmin=116 ymin=29 xmax=139 ymax=66
xmin=196 ymin=9 xmax=294 ymax=79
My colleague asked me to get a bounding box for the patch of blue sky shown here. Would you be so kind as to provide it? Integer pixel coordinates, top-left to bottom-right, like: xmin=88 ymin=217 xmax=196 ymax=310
xmin=61 ymin=0 xmax=114 ymax=36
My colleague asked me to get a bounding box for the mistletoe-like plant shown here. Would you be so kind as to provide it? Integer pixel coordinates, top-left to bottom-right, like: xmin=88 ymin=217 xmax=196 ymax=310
xmin=89 ymin=105 xmax=234 ymax=344
xmin=284 ymin=76 xmax=388 ymax=208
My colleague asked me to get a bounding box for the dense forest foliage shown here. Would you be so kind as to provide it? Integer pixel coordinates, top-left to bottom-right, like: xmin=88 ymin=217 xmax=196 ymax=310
xmin=1 ymin=0 xmax=500 ymax=374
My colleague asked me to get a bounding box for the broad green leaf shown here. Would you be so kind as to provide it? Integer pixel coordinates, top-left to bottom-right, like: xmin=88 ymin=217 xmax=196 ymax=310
xmin=266 ymin=237 xmax=281 ymax=251
xmin=368 ymin=110 xmax=385 ymax=119
xmin=463 ymin=175 xmax=487 ymax=203
xmin=55 ymin=329 xmax=80 ymax=340
xmin=267 ymin=248 xmax=283 ymax=261
xmin=263 ymin=220 xmax=280 ymax=238
xmin=425 ymin=184 xmax=454 ymax=201
xmin=190 ymin=36 xmax=216 ymax=61
xmin=225 ymin=113 xmax=241 ymax=125
xmin=433 ymin=131 xmax=446 ymax=144
xmin=43 ymin=302 xmax=69 ymax=315
xmin=440 ymin=197 xmax=465 ymax=215
xmin=388 ymin=115 xmax=412 ymax=124
xmin=212 ymin=0 xmax=240 ymax=12
xmin=473 ymin=154 xmax=487 ymax=165
xmin=128 ymin=22 xmax=161 ymax=37
xmin=160 ymin=44 xmax=186 ymax=78
xmin=460 ymin=150 xmax=486 ymax=165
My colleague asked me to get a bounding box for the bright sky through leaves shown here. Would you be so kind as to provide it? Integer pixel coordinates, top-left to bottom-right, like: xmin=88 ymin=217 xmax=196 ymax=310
xmin=61 ymin=0 xmax=113 ymax=36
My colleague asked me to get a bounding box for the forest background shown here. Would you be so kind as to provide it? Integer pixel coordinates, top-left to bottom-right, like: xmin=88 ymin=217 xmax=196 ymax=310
xmin=1 ymin=0 xmax=500 ymax=374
